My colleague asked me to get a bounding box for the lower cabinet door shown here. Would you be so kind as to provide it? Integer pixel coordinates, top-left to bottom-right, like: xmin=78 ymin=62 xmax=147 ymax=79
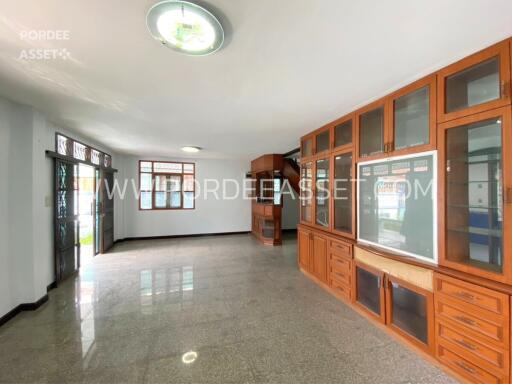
xmin=312 ymin=234 xmax=328 ymax=283
xmin=298 ymin=228 xmax=311 ymax=270
xmin=385 ymin=276 xmax=434 ymax=354
xmin=354 ymin=261 xmax=386 ymax=323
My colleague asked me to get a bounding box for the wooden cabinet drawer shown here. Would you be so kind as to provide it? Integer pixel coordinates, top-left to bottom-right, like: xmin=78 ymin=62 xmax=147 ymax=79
xmin=437 ymin=345 xmax=504 ymax=384
xmin=329 ymin=240 xmax=351 ymax=258
xmin=330 ymin=278 xmax=351 ymax=300
xmin=437 ymin=320 xmax=508 ymax=375
xmin=435 ymin=274 xmax=508 ymax=317
xmin=330 ymin=254 xmax=351 ymax=271
xmin=330 ymin=265 xmax=351 ymax=286
xmin=436 ymin=301 xmax=507 ymax=347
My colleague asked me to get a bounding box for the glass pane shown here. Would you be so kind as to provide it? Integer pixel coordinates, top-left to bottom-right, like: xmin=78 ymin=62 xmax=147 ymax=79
xmin=154 ymin=162 xmax=182 ymax=173
xmin=316 ymin=131 xmax=330 ymax=153
xmin=391 ymin=282 xmax=428 ymax=344
xmin=140 ymin=191 xmax=152 ymax=209
xmin=184 ymin=163 xmax=195 ymax=174
xmin=446 ymin=118 xmax=503 ymax=273
xmin=74 ymin=142 xmax=86 ymax=161
xmin=359 ymin=107 xmax=384 ymax=157
xmin=273 ymin=178 xmax=281 ymax=205
xmin=103 ymin=154 xmax=112 ymax=168
xmin=184 ymin=192 xmax=194 ymax=209
xmin=334 ymin=153 xmax=352 ymax=233
xmin=334 ymin=120 xmax=352 ymax=147
xmin=155 ymin=175 xmax=168 ymax=192
xmin=170 ymin=192 xmax=181 ymax=208
xmin=358 ymin=152 xmax=436 ymax=260
xmin=302 ymin=138 xmax=312 ymax=157
xmin=356 ymin=267 xmax=381 ymax=315
xmin=155 ymin=192 xmax=167 ymax=208
xmin=140 ymin=161 xmax=152 ymax=173
xmin=57 ymin=135 xmax=69 ymax=155
xmin=140 ymin=173 xmax=153 ymax=190
xmin=394 ymin=86 xmax=430 ymax=150
xmin=446 ymin=56 xmax=500 ymax=113
xmin=170 ymin=176 xmax=181 ymax=191
xmin=91 ymin=150 xmax=100 ymax=165
xmin=315 ymin=159 xmax=329 ymax=227
xmin=183 ymin=175 xmax=194 ymax=191
xmin=301 ymin=162 xmax=312 ymax=222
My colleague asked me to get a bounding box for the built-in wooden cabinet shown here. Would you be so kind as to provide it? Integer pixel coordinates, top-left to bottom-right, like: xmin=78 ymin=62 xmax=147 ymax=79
xmin=437 ymin=40 xmax=511 ymax=123
xmin=298 ymin=37 xmax=512 ymax=384
xmin=438 ymin=106 xmax=512 ymax=284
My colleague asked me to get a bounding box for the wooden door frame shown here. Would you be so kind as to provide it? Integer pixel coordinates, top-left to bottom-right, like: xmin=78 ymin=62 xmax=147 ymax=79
xmin=438 ymin=106 xmax=512 ymax=284
xmin=437 ymin=39 xmax=511 ymax=123
xmin=385 ymin=274 xmax=435 ymax=355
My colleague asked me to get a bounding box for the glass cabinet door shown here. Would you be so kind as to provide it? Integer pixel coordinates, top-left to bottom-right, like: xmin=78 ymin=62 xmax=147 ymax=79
xmin=316 ymin=130 xmax=330 ymax=154
xmin=300 ymin=162 xmax=313 ymax=223
xmin=315 ymin=158 xmax=330 ymax=228
xmin=301 ymin=137 xmax=313 ymax=157
xmin=358 ymin=106 xmax=385 ymax=158
xmin=393 ymin=84 xmax=431 ymax=152
xmin=356 ymin=264 xmax=384 ymax=322
xmin=438 ymin=41 xmax=510 ymax=122
xmin=333 ymin=152 xmax=353 ymax=236
xmin=334 ymin=119 xmax=352 ymax=148
xmin=441 ymin=108 xmax=511 ymax=281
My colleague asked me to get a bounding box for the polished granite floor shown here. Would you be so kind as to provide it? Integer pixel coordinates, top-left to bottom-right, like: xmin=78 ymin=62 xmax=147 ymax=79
xmin=0 ymin=233 xmax=458 ymax=384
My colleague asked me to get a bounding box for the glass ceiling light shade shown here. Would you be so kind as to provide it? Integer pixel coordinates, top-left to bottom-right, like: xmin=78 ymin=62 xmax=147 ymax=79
xmin=147 ymin=1 xmax=224 ymax=56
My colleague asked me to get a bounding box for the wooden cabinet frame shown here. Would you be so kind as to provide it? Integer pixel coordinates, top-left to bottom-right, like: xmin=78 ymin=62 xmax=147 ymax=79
xmin=332 ymin=113 xmax=355 ymax=152
xmin=313 ymin=125 xmax=331 ymax=156
xmin=298 ymin=227 xmax=312 ymax=270
xmin=437 ymin=39 xmax=511 ymax=123
xmin=385 ymin=275 xmax=435 ymax=355
xmin=387 ymin=74 xmax=437 ymax=156
xmin=353 ymin=261 xmax=386 ymax=323
xmin=299 ymin=160 xmax=314 ymax=226
xmin=438 ymin=106 xmax=512 ymax=284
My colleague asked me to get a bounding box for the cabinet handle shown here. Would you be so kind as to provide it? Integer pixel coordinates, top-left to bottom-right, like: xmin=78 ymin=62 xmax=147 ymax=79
xmin=455 ymin=339 xmax=477 ymax=351
xmin=454 ymin=291 xmax=475 ymax=301
xmin=455 ymin=361 xmax=477 ymax=375
xmin=455 ymin=315 xmax=476 ymax=327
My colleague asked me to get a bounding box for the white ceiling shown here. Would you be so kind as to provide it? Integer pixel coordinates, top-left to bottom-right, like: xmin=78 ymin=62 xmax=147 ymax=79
xmin=0 ymin=0 xmax=511 ymax=160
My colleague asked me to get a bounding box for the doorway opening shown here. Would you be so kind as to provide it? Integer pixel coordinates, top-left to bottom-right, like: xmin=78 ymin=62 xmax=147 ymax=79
xmin=78 ymin=164 xmax=96 ymax=265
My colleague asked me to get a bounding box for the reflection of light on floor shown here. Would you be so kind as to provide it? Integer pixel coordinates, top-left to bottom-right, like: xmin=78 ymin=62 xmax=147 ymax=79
xmin=182 ymin=351 xmax=198 ymax=364
xmin=139 ymin=266 xmax=194 ymax=314
xmin=77 ymin=280 xmax=96 ymax=359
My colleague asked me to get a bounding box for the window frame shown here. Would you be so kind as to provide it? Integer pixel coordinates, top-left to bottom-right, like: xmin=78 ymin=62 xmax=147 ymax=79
xmin=139 ymin=160 xmax=196 ymax=211
xmin=55 ymin=133 xmax=112 ymax=168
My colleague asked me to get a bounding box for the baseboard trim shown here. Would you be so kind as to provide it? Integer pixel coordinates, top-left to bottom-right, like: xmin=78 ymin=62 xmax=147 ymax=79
xmin=47 ymin=281 xmax=57 ymax=292
xmin=0 ymin=294 xmax=49 ymax=328
xmin=114 ymin=231 xmax=251 ymax=244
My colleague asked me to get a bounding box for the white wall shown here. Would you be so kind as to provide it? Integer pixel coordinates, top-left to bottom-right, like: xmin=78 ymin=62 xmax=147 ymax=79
xmin=282 ymin=188 xmax=299 ymax=230
xmin=0 ymin=96 xmax=120 ymax=318
xmin=121 ymin=156 xmax=251 ymax=238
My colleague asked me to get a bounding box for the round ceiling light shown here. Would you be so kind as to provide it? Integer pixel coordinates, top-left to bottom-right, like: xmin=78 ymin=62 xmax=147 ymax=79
xmin=147 ymin=1 xmax=224 ymax=56
xmin=181 ymin=146 xmax=202 ymax=153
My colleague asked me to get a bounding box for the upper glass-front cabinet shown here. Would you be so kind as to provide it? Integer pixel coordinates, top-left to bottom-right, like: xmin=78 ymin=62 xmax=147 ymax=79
xmin=357 ymin=104 xmax=385 ymax=159
xmin=315 ymin=129 xmax=330 ymax=154
xmin=439 ymin=107 xmax=512 ymax=283
xmin=315 ymin=158 xmax=330 ymax=228
xmin=437 ymin=40 xmax=511 ymax=122
xmin=389 ymin=75 xmax=436 ymax=155
xmin=334 ymin=118 xmax=353 ymax=149
xmin=301 ymin=136 xmax=313 ymax=158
